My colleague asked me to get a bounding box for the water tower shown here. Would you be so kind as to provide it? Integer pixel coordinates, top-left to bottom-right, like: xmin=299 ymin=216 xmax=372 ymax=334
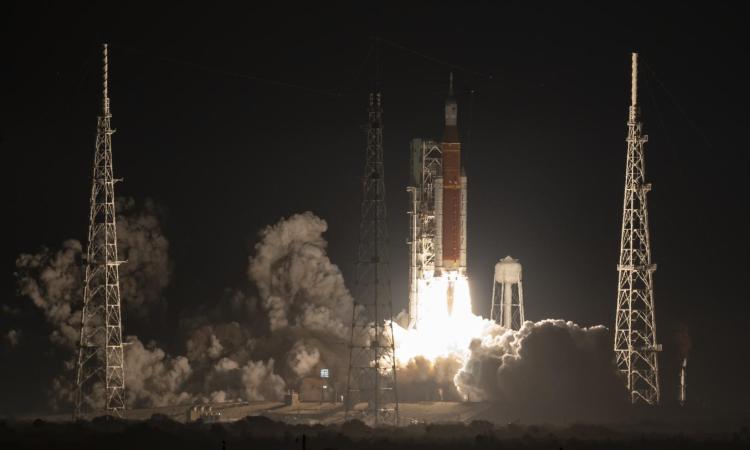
xmin=490 ymin=256 xmax=524 ymax=330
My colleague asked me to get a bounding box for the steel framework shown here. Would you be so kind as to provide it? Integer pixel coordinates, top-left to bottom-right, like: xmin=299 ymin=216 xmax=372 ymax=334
xmin=407 ymin=139 xmax=442 ymax=328
xmin=74 ymin=44 xmax=126 ymax=418
xmin=345 ymin=92 xmax=399 ymax=426
xmin=614 ymin=52 xmax=661 ymax=405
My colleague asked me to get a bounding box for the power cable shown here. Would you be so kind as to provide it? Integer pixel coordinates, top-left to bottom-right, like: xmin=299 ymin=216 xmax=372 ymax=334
xmin=113 ymin=43 xmax=342 ymax=98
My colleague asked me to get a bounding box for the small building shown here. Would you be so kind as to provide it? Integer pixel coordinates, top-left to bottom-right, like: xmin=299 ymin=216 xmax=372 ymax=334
xmin=284 ymin=390 xmax=300 ymax=406
xmin=187 ymin=404 xmax=222 ymax=422
xmin=298 ymin=377 xmax=334 ymax=403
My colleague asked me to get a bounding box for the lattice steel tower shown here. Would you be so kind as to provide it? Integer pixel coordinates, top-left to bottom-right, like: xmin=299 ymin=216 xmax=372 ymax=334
xmin=345 ymin=92 xmax=399 ymax=426
xmin=74 ymin=44 xmax=126 ymax=418
xmin=614 ymin=52 xmax=661 ymax=405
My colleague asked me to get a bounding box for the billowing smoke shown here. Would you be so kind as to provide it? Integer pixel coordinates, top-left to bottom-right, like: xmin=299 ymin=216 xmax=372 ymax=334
xmin=188 ymin=212 xmax=353 ymax=401
xmin=115 ymin=198 xmax=171 ymax=318
xmin=454 ymin=319 xmax=628 ymax=422
xmin=248 ymin=212 xmax=352 ymax=338
xmin=14 ymin=198 xmax=171 ymax=348
xmin=4 ymin=329 xmax=21 ymax=347
xmin=15 ymin=239 xmax=83 ymax=348
xmin=14 ymin=198 xmax=176 ymax=409
xmin=397 ymin=355 xmax=463 ymax=401
xmin=22 ymin=211 xmax=355 ymax=410
xmin=15 ymin=207 xmax=629 ymax=422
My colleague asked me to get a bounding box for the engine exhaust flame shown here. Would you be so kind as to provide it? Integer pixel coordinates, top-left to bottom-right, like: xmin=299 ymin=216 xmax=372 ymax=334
xmin=394 ymin=272 xmax=496 ymax=364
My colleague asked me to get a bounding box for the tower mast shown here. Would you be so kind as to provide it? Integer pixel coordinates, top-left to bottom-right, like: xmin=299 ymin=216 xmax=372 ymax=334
xmin=614 ymin=52 xmax=661 ymax=405
xmin=345 ymin=90 xmax=399 ymax=426
xmin=74 ymin=43 xmax=126 ymax=418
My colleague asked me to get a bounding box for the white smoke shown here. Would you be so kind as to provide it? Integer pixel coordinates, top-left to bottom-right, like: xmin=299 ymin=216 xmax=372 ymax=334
xmin=248 ymin=212 xmax=352 ymax=338
xmin=4 ymin=329 xmax=21 ymax=347
xmin=241 ymin=359 xmax=286 ymax=401
xmin=124 ymin=336 xmax=193 ymax=407
xmin=115 ymin=198 xmax=171 ymax=317
xmin=214 ymin=357 xmax=240 ymax=372
xmin=11 ymin=209 xmax=633 ymax=422
xmin=14 ymin=198 xmax=171 ymax=349
xmin=207 ymin=334 xmax=224 ymax=359
xmin=15 ymin=239 xmax=83 ymax=348
xmin=13 ymin=199 xmax=177 ymax=410
xmin=287 ymin=340 xmax=321 ymax=377
xmin=454 ymin=319 xmax=628 ymax=422
xmin=98 ymin=212 xmax=348 ymax=407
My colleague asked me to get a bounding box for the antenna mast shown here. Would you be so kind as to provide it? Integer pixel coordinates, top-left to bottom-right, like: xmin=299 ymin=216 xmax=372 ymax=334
xmin=74 ymin=43 xmax=126 ymax=418
xmin=614 ymin=52 xmax=661 ymax=405
xmin=345 ymin=90 xmax=399 ymax=426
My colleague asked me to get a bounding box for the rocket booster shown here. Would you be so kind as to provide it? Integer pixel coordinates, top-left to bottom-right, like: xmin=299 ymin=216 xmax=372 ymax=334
xmin=440 ymin=73 xmax=467 ymax=273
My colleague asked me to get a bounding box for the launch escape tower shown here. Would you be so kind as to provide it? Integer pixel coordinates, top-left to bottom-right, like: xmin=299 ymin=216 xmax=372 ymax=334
xmin=614 ymin=52 xmax=661 ymax=405
xmin=345 ymin=92 xmax=400 ymax=426
xmin=490 ymin=256 xmax=524 ymax=330
xmin=74 ymin=44 xmax=126 ymax=418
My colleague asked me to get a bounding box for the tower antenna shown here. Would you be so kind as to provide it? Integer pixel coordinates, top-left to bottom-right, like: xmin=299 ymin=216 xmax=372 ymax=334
xmin=345 ymin=91 xmax=399 ymax=426
xmin=74 ymin=43 xmax=126 ymax=418
xmin=613 ymin=52 xmax=661 ymax=405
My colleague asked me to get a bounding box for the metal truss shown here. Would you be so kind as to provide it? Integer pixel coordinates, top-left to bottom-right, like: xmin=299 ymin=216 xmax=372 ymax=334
xmin=407 ymin=139 xmax=442 ymax=328
xmin=614 ymin=53 xmax=661 ymax=405
xmin=74 ymin=44 xmax=126 ymax=418
xmin=345 ymin=92 xmax=399 ymax=426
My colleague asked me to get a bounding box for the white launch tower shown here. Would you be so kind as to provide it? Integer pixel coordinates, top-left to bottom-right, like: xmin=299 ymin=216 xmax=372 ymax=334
xmin=490 ymin=256 xmax=524 ymax=330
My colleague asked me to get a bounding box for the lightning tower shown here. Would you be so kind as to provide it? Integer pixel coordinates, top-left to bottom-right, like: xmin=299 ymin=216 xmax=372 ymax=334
xmin=345 ymin=92 xmax=399 ymax=426
xmin=74 ymin=44 xmax=126 ymax=418
xmin=614 ymin=52 xmax=661 ymax=405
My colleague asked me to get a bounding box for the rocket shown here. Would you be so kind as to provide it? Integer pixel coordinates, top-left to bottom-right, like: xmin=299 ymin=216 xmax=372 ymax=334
xmin=435 ymin=73 xmax=466 ymax=275
xmin=405 ymin=74 xmax=468 ymax=327
xmin=435 ymin=73 xmax=467 ymax=278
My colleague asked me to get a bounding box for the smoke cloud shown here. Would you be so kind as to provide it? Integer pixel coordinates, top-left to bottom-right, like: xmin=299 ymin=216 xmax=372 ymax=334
xmin=115 ymin=198 xmax=171 ymax=318
xmin=14 ymin=198 xmax=171 ymax=349
xmin=14 ymin=208 xmax=629 ymax=423
xmin=397 ymin=355 xmax=464 ymax=401
xmin=454 ymin=319 xmax=628 ymax=422
xmin=4 ymin=329 xmax=21 ymax=347
xmin=248 ymin=212 xmax=352 ymax=338
xmin=53 ymin=212 xmax=352 ymax=409
xmin=15 ymin=239 xmax=83 ymax=348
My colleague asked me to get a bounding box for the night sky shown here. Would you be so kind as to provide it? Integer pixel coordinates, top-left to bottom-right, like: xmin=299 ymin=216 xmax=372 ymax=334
xmin=3 ymin=2 xmax=748 ymax=415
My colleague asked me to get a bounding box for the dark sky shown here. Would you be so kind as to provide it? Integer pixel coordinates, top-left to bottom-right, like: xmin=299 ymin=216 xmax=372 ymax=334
xmin=3 ymin=2 xmax=748 ymax=415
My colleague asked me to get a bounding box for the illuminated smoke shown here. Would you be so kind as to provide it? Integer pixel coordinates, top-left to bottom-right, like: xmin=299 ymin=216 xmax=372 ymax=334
xmin=454 ymin=320 xmax=628 ymax=421
xmin=14 ymin=198 xmax=171 ymax=349
xmin=14 ymin=208 xmax=628 ymax=421
xmin=4 ymin=329 xmax=21 ymax=347
xmin=115 ymin=198 xmax=171 ymax=318
xmin=392 ymin=273 xmax=627 ymax=421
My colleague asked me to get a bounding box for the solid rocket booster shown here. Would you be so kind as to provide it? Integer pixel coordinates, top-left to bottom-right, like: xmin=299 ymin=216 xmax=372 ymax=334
xmin=440 ymin=74 xmax=466 ymax=274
